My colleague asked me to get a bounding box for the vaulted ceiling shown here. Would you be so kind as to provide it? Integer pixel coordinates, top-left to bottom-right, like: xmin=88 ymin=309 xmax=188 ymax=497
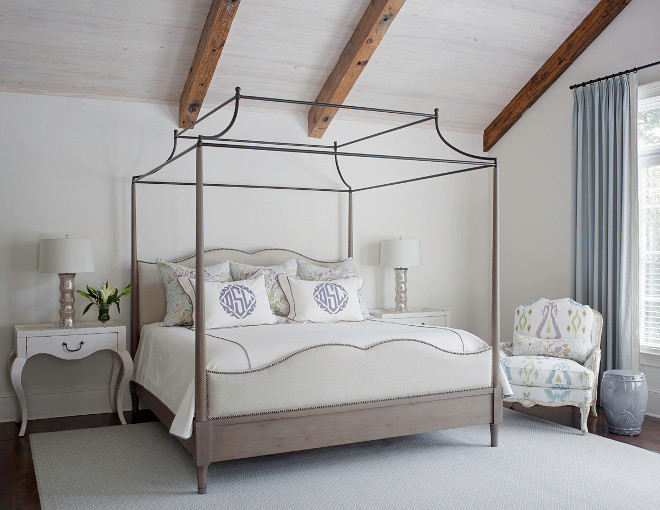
xmin=1 ymin=1 xmax=611 ymax=141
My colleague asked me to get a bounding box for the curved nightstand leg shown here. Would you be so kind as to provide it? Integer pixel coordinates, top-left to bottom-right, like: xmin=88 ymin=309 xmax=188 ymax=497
xmin=115 ymin=351 xmax=134 ymax=425
xmin=10 ymin=356 xmax=28 ymax=436
xmin=109 ymin=356 xmax=119 ymax=412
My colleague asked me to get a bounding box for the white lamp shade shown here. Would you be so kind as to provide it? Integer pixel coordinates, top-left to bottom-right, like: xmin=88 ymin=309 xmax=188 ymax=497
xmin=39 ymin=238 xmax=95 ymax=273
xmin=380 ymin=239 xmax=422 ymax=268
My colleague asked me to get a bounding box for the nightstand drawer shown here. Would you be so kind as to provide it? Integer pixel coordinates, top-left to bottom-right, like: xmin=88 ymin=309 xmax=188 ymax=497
xmin=27 ymin=332 xmax=118 ymax=359
xmin=387 ymin=316 xmax=448 ymax=327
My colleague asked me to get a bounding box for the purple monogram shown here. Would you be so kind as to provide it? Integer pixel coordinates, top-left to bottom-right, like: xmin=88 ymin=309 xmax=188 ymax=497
xmin=313 ymin=282 xmax=349 ymax=314
xmin=219 ymin=285 xmax=256 ymax=319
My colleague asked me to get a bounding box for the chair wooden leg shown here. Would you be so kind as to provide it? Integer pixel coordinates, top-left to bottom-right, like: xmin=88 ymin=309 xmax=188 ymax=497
xmin=197 ymin=465 xmax=208 ymax=494
xmin=490 ymin=423 xmax=499 ymax=447
xmin=579 ymin=403 xmax=590 ymax=435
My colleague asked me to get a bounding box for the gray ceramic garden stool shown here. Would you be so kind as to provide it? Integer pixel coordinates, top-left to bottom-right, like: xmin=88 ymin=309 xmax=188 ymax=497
xmin=601 ymin=370 xmax=648 ymax=435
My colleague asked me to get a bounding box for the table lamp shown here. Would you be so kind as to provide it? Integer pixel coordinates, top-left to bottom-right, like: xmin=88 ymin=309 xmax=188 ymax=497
xmin=380 ymin=238 xmax=422 ymax=313
xmin=39 ymin=237 xmax=95 ymax=328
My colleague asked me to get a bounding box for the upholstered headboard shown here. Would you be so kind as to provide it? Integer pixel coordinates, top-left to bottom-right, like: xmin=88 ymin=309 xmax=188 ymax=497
xmin=136 ymin=248 xmax=343 ymax=333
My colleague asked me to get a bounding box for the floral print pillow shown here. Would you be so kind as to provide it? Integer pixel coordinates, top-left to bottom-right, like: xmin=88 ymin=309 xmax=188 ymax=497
xmin=157 ymin=259 xmax=232 ymax=326
xmin=229 ymin=259 xmax=297 ymax=317
xmin=297 ymin=258 xmax=369 ymax=316
xmin=512 ymin=334 xmax=592 ymax=364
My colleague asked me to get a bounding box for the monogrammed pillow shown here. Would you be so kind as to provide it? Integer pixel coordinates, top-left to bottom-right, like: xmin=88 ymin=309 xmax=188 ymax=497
xmin=278 ymin=275 xmax=365 ymax=323
xmin=178 ymin=272 xmax=277 ymax=329
xmin=297 ymin=258 xmax=369 ymax=316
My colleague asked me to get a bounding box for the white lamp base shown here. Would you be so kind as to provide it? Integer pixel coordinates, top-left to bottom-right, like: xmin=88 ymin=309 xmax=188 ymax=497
xmin=394 ymin=267 xmax=409 ymax=313
xmin=58 ymin=273 xmax=76 ymax=328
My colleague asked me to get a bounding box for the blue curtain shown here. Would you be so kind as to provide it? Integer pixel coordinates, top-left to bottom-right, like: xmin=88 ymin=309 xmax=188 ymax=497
xmin=573 ymin=74 xmax=638 ymax=376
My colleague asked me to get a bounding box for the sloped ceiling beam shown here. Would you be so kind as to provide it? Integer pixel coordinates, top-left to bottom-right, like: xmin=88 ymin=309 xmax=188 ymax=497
xmin=482 ymin=0 xmax=632 ymax=152
xmin=179 ymin=0 xmax=242 ymax=129
xmin=307 ymin=0 xmax=406 ymax=138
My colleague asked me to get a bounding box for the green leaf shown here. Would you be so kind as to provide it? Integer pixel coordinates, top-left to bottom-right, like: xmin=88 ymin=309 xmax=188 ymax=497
xmin=82 ymin=302 xmax=93 ymax=315
xmin=120 ymin=284 xmax=132 ymax=296
xmin=115 ymin=301 xmax=121 ymax=313
xmin=76 ymin=290 xmax=90 ymax=299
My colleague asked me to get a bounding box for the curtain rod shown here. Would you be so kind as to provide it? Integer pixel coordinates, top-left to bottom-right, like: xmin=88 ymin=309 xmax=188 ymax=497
xmin=569 ymin=60 xmax=660 ymax=90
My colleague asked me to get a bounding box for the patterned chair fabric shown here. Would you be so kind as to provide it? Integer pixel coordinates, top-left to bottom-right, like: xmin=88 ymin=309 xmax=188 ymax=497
xmin=500 ymin=356 xmax=594 ymax=390
xmin=513 ymin=298 xmax=595 ymax=343
xmin=501 ymin=298 xmax=603 ymax=435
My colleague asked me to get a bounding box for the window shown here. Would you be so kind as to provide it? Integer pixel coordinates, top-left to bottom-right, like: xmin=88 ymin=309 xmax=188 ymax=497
xmin=639 ymin=81 xmax=660 ymax=348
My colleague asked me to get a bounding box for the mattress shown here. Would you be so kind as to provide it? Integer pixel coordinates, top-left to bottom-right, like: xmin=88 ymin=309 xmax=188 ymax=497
xmin=133 ymin=319 xmax=511 ymax=439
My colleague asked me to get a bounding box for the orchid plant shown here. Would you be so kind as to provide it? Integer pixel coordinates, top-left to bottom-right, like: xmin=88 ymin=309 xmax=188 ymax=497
xmin=77 ymin=281 xmax=132 ymax=324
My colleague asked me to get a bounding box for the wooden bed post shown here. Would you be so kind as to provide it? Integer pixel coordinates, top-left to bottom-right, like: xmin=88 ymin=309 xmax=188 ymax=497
xmin=194 ymin=136 xmax=210 ymax=493
xmin=130 ymin=180 xmax=139 ymax=413
xmin=490 ymin=160 xmax=501 ymax=447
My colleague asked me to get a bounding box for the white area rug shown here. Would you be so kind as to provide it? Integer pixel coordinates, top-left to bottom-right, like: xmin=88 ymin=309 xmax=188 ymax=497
xmin=31 ymin=409 xmax=660 ymax=510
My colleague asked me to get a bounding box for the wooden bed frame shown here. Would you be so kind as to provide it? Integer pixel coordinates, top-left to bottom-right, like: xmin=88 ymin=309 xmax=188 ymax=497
xmin=132 ymin=380 xmax=502 ymax=471
xmin=129 ymin=90 xmax=501 ymax=494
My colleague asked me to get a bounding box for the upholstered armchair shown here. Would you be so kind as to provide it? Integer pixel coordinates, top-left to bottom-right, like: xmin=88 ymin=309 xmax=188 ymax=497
xmin=500 ymin=298 xmax=603 ymax=434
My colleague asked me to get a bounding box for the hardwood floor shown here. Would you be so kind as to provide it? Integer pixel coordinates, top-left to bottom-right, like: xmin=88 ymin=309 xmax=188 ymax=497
xmin=1 ymin=406 xmax=659 ymax=509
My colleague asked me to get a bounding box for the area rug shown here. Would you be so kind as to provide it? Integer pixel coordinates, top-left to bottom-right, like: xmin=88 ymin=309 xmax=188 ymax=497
xmin=31 ymin=409 xmax=660 ymax=510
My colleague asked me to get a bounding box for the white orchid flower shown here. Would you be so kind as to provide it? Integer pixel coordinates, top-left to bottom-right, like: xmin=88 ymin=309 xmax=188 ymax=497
xmin=98 ymin=282 xmax=117 ymax=304
xmin=77 ymin=281 xmax=131 ymax=323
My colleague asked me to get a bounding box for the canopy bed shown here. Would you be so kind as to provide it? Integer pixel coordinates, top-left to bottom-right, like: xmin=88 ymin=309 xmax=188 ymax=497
xmin=130 ymin=88 xmax=502 ymax=494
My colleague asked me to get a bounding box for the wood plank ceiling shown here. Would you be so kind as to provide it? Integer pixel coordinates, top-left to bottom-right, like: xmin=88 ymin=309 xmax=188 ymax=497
xmin=0 ymin=0 xmax=601 ymax=137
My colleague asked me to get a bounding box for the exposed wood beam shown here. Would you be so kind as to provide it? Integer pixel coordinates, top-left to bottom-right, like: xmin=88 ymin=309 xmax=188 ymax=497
xmin=307 ymin=0 xmax=406 ymax=138
xmin=179 ymin=0 xmax=242 ymax=129
xmin=482 ymin=0 xmax=632 ymax=152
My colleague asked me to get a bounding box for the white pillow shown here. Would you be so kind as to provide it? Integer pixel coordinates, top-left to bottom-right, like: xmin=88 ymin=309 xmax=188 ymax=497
xmin=178 ymin=272 xmax=277 ymax=329
xmin=278 ymin=275 xmax=365 ymax=323
xmin=297 ymin=258 xmax=370 ymax=316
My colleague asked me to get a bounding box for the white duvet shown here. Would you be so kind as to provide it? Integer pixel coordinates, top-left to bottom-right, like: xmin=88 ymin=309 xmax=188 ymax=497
xmin=133 ymin=319 xmax=511 ymax=438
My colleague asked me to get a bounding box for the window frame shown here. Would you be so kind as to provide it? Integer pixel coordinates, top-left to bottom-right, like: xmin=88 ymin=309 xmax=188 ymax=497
xmin=638 ymin=80 xmax=660 ymax=353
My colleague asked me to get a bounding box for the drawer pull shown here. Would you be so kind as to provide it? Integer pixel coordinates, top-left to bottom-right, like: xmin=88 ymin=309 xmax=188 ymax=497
xmin=62 ymin=341 xmax=84 ymax=352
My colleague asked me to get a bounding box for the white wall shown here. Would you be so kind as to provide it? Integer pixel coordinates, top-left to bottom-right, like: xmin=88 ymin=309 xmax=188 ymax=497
xmin=490 ymin=0 xmax=660 ymax=415
xmin=0 ymin=92 xmax=491 ymax=422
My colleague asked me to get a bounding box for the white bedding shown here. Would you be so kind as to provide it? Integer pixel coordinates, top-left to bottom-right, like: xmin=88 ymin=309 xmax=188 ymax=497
xmin=133 ymin=319 xmax=511 ymax=438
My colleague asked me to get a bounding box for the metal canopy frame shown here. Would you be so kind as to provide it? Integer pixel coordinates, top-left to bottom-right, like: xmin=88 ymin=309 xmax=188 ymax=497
xmin=129 ymin=88 xmax=501 ymax=487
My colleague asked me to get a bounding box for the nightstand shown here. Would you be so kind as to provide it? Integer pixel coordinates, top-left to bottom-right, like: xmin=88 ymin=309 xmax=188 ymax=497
xmin=370 ymin=307 xmax=452 ymax=327
xmin=8 ymin=321 xmax=133 ymax=436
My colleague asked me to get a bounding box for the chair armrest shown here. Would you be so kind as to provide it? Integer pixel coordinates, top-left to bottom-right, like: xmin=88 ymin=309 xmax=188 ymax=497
xmin=584 ymin=347 xmax=601 ymax=388
xmin=500 ymin=342 xmax=513 ymax=357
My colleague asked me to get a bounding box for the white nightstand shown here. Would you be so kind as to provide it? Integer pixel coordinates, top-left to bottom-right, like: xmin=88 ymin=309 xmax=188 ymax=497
xmin=370 ymin=307 xmax=452 ymax=327
xmin=8 ymin=321 xmax=133 ymax=436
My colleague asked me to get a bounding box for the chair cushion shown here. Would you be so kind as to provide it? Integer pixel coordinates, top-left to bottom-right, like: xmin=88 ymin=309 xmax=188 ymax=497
xmin=513 ymin=298 xmax=594 ymax=344
xmin=500 ymin=355 xmax=594 ymax=390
